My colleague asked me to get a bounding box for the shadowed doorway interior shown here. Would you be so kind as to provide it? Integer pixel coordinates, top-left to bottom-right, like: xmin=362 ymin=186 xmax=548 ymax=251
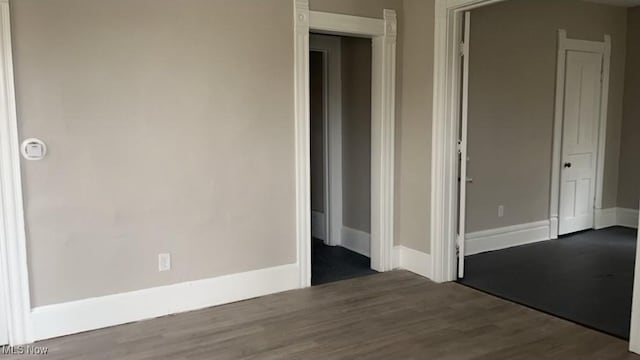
xmin=309 ymin=34 xmax=377 ymax=285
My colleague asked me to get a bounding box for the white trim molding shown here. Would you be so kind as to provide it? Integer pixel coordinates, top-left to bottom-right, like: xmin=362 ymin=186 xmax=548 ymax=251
xmin=550 ymin=29 xmax=611 ymax=237
xmin=465 ymin=220 xmax=551 ymax=256
xmin=0 ymin=0 xmax=33 ymax=345
xmin=393 ymin=246 xmax=432 ymax=279
xmin=594 ymin=207 xmax=639 ymax=229
xmin=616 ymin=208 xmax=639 ymax=229
xmin=309 ymin=11 xmax=385 ymax=38
xmin=369 ymin=9 xmax=397 ymax=272
xmin=594 ymin=207 xmax=618 ymax=229
xmin=295 ymin=0 xmax=397 ymax=284
xmin=341 ymin=226 xmax=370 ymax=257
xmin=311 ymin=210 xmax=327 ymax=241
xmin=30 ymin=264 xmax=299 ymax=341
xmin=294 ymin=0 xmax=312 ymax=288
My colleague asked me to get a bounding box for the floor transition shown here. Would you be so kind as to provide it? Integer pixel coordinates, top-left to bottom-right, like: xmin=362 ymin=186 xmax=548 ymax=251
xmin=459 ymin=226 xmax=638 ymax=339
xmin=3 ymin=271 xmax=637 ymax=359
xmin=311 ymin=238 xmax=377 ymax=285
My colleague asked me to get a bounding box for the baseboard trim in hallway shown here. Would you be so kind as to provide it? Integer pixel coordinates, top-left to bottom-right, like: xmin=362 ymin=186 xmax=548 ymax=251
xmin=465 ymin=220 xmax=551 ymax=255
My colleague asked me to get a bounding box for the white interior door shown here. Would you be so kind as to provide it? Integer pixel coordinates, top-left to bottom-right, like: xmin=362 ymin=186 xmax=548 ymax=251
xmin=558 ymin=50 xmax=602 ymax=236
xmin=457 ymin=12 xmax=470 ymax=279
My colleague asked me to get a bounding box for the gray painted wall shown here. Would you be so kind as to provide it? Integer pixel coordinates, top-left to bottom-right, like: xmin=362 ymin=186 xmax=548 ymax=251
xmin=395 ymin=0 xmax=434 ymax=253
xmin=12 ymin=0 xmax=423 ymax=307
xmin=341 ymin=37 xmax=372 ymax=233
xmin=12 ymin=0 xmax=296 ymax=306
xmin=618 ymin=6 xmax=640 ymax=210
xmin=310 ymin=51 xmax=325 ymax=214
xmin=466 ymin=0 xmax=628 ymax=233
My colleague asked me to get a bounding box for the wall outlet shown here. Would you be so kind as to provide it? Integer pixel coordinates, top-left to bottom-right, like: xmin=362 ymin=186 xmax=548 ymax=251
xmin=498 ymin=205 xmax=504 ymax=218
xmin=158 ymin=253 xmax=171 ymax=272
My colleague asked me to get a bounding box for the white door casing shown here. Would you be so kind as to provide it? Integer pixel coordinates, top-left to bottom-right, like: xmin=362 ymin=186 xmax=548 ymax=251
xmin=295 ymin=1 xmax=397 ymax=285
xmin=457 ymin=12 xmax=470 ymax=279
xmin=553 ymin=30 xmax=610 ymax=236
xmin=0 ymin=0 xmax=33 ymax=345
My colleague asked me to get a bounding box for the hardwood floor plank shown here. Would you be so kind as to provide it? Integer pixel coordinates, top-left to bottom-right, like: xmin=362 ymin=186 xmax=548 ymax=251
xmin=2 ymin=271 xmax=637 ymax=359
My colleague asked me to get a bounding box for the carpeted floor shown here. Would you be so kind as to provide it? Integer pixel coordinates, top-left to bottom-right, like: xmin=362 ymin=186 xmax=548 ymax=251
xmin=311 ymin=238 xmax=378 ymax=285
xmin=458 ymin=226 xmax=637 ymax=339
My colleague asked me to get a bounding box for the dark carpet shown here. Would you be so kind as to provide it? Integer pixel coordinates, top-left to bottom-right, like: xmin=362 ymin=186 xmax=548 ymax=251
xmin=458 ymin=226 xmax=637 ymax=339
xmin=311 ymin=238 xmax=378 ymax=285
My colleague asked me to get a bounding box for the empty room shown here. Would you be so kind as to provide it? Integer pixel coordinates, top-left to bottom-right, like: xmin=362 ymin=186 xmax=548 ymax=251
xmin=0 ymin=0 xmax=639 ymax=359
xmin=457 ymin=0 xmax=640 ymax=341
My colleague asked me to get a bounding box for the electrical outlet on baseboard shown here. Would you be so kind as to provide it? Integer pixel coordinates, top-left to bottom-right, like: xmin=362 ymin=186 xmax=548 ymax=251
xmin=498 ymin=205 xmax=504 ymax=218
xmin=158 ymin=253 xmax=171 ymax=272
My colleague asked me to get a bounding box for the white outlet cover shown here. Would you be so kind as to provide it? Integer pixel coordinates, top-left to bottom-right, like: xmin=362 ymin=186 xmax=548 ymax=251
xmin=158 ymin=253 xmax=171 ymax=272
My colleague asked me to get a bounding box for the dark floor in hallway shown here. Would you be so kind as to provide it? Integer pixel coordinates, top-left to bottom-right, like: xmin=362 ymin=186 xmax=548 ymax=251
xmin=311 ymin=238 xmax=377 ymax=285
xmin=459 ymin=226 xmax=637 ymax=339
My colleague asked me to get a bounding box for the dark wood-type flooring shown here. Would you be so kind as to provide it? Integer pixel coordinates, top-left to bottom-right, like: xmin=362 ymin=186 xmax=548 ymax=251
xmin=3 ymin=271 xmax=638 ymax=359
xmin=459 ymin=226 xmax=637 ymax=339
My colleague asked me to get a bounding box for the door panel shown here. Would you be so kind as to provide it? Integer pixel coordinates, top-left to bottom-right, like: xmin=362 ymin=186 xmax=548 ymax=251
xmin=558 ymin=50 xmax=602 ymax=235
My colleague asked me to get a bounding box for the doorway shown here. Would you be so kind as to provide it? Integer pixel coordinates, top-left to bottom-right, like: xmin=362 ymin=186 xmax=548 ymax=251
xmin=309 ymin=34 xmax=377 ymax=285
xmin=294 ymin=6 xmax=397 ymax=288
xmin=449 ymin=0 xmax=639 ymax=342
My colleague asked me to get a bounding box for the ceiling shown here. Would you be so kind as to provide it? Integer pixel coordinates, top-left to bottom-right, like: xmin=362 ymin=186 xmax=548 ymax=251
xmin=583 ymin=0 xmax=640 ymax=7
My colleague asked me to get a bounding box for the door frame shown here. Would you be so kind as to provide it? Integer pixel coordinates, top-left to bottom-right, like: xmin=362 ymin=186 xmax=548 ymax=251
xmin=550 ymin=30 xmax=611 ymax=238
xmin=0 ymin=0 xmax=33 ymax=345
xmin=432 ymin=0 xmax=501 ymax=284
xmin=309 ymin=34 xmax=343 ymax=247
xmin=294 ymin=0 xmax=397 ymax=287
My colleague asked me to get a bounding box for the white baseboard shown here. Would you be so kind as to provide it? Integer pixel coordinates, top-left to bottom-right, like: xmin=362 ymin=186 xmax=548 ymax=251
xmin=549 ymin=216 xmax=559 ymax=239
xmin=311 ymin=211 xmax=326 ymax=241
xmin=594 ymin=207 xmax=639 ymax=229
xmin=30 ymin=264 xmax=299 ymax=341
xmin=393 ymin=246 xmax=432 ymax=279
xmin=594 ymin=208 xmax=618 ymax=229
xmin=617 ymin=208 xmax=639 ymax=229
xmin=341 ymin=226 xmax=370 ymax=257
xmin=465 ymin=220 xmax=551 ymax=256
